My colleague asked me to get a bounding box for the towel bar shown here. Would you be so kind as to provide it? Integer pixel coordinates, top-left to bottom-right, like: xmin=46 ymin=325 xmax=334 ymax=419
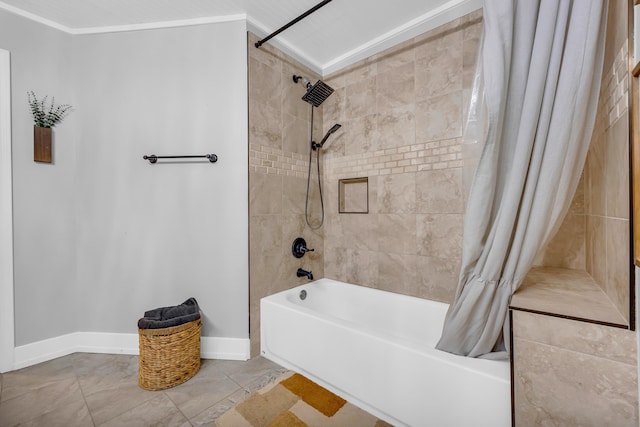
xmin=143 ymin=154 xmax=218 ymax=164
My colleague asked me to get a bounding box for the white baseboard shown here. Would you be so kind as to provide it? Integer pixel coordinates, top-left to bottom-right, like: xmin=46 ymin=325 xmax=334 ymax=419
xmin=12 ymin=332 xmax=250 ymax=371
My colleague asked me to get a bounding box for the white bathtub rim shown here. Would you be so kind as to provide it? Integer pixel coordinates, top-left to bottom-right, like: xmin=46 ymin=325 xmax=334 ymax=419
xmin=262 ymin=287 xmax=510 ymax=383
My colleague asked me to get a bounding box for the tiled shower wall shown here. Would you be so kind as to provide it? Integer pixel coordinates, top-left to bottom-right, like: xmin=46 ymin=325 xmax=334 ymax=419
xmin=535 ymin=1 xmax=631 ymax=324
xmin=321 ymin=12 xmax=482 ymax=303
xmin=248 ymin=33 xmax=324 ymax=356
xmin=585 ymin=36 xmax=631 ymax=323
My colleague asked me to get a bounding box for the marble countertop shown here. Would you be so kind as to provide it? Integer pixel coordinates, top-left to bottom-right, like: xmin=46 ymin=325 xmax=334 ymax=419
xmin=510 ymin=267 xmax=629 ymax=327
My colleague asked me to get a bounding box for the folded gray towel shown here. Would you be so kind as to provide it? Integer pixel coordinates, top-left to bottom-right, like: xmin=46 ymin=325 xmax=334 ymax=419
xmin=138 ymin=297 xmax=201 ymax=329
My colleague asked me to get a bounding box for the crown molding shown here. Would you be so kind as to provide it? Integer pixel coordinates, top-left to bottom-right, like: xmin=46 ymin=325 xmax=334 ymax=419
xmin=0 ymin=0 xmax=481 ymax=76
xmin=0 ymin=2 xmax=246 ymax=35
xmin=321 ymin=0 xmax=482 ymax=75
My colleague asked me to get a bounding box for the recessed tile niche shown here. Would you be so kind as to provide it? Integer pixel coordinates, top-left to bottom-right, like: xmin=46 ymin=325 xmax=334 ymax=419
xmin=339 ymin=177 xmax=368 ymax=214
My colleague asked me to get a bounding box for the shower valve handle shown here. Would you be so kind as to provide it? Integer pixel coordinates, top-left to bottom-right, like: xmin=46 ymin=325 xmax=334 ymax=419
xmin=292 ymin=237 xmax=314 ymax=258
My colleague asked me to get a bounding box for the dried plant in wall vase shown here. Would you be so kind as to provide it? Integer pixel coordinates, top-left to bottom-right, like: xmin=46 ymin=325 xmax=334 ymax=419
xmin=27 ymin=91 xmax=72 ymax=163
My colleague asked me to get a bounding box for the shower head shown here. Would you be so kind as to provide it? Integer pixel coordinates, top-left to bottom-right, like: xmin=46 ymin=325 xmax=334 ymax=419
xmin=312 ymin=123 xmax=342 ymax=150
xmin=293 ymin=74 xmax=335 ymax=107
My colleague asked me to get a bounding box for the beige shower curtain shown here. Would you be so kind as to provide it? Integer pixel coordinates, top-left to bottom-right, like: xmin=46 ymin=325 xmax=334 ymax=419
xmin=436 ymin=0 xmax=608 ymax=358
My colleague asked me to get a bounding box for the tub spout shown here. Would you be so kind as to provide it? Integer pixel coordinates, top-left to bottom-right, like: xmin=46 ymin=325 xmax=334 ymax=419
xmin=296 ymin=268 xmax=313 ymax=280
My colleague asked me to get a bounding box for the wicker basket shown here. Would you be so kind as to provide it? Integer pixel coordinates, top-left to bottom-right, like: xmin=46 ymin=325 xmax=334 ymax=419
xmin=138 ymin=316 xmax=202 ymax=390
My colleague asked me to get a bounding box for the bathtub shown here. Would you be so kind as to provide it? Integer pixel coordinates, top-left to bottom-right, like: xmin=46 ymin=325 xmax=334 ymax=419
xmin=260 ymin=278 xmax=510 ymax=427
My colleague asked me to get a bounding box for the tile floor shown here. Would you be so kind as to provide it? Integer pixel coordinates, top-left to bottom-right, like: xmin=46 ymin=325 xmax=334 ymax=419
xmin=0 ymin=353 xmax=289 ymax=426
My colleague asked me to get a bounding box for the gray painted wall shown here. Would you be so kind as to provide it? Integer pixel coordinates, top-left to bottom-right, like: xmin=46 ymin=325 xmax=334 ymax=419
xmin=1 ymin=9 xmax=249 ymax=345
xmin=71 ymin=23 xmax=248 ymax=338
xmin=0 ymin=10 xmax=78 ymax=346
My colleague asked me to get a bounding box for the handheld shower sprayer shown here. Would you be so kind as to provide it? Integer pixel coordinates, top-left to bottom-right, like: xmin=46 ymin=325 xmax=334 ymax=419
xmin=292 ymin=74 xmax=338 ymax=230
xmin=312 ymin=124 xmax=342 ymax=150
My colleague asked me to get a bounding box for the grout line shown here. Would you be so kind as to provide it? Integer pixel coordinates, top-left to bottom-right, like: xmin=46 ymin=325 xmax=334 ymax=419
xmin=162 ymin=390 xmax=193 ymax=427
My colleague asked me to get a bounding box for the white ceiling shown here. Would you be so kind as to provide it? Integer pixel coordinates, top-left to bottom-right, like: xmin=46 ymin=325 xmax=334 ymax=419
xmin=0 ymin=0 xmax=481 ymax=75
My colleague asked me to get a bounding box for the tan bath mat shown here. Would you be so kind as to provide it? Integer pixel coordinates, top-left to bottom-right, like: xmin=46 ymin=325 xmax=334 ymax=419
xmin=215 ymin=372 xmax=393 ymax=427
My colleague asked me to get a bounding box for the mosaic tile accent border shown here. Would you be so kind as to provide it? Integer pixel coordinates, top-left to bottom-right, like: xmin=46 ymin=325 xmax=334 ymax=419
xmin=250 ymin=138 xmax=463 ymax=178
xmin=249 ymin=144 xmax=310 ymax=178
xmin=326 ymin=138 xmax=463 ymax=179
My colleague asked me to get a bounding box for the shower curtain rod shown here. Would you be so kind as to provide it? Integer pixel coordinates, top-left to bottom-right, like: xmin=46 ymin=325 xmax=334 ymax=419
xmin=254 ymin=0 xmax=333 ymax=48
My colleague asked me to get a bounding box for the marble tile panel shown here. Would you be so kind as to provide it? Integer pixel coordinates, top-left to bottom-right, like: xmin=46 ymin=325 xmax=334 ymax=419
xmin=340 ymin=213 xmax=379 ymax=252
xmin=322 ymin=244 xmax=348 ymax=281
xmin=323 ymin=175 xmax=340 ymax=214
xmin=323 ymin=213 xmax=344 ymax=249
xmin=346 ymin=76 xmax=377 ymax=119
xmin=416 ymin=167 xmax=464 ymax=214
xmin=377 ymin=252 xmax=418 ymax=296
xmin=415 ymin=92 xmax=463 ymax=142
xmin=249 ymin=215 xmax=283 ymax=259
xmin=376 ymin=62 xmax=415 ymax=110
xmin=0 ymin=378 xmax=86 ymax=427
xmin=414 ymin=19 xmax=462 ymax=54
xmin=164 ymin=361 xmax=242 ymax=419
xmin=606 ymin=111 xmax=629 ymax=219
xmin=250 ymin=301 xmax=262 ymax=358
xmin=249 ymin=97 xmax=283 ymax=147
xmin=415 ymin=24 xmax=463 ymax=64
xmin=461 ymin=13 xmax=482 ymax=40
xmin=375 ymin=40 xmax=416 ymax=74
xmin=416 ymin=256 xmax=459 ymax=303
xmin=101 ymin=393 xmax=188 ymax=427
xmin=535 ymin=213 xmax=585 ymax=270
xmin=250 ymin=252 xmax=288 ymax=295
xmin=585 ymin=132 xmax=606 ymax=216
xmin=415 ymin=46 xmax=462 ymax=101
xmin=342 ymin=60 xmax=378 ymax=87
xmin=249 ymin=57 xmax=282 ymax=109
xmin=325 ymin=72 xmax=346 ymax=91
xmin=416 ymin=57 xmax=463 ymax=101
xmin=512 ymin=311 xmax=636 ymax=365
xmin=416 ymin=213 xmax=463 ymax=259
xmin=512 ymin=267 xmax=627 ymax=326
xmin=377 ymin=173 xmax=416 ymax=214
xmin=377 ymin=105 xmax=416 ymax=150
xmin=322 ymin=86 xmax=346 ymax=125
xmin=249 ymin=172 xmax=282 ymax=215
xmin=568 ymin=173 xmax=585 ymax=215
xmin=282 ymin=176 xmax=308 ymax=215
xmin=462 ymin=35 xmax=480 ymax=77
xmin=344 ymin=249 xmax=379 ymax=287
xmin=377 ymin=214 xmax=417 ymax=255
xmin=586 ymin=215 xmax=606 ymax=287
xmin=283 ymin=113 xmax=311 ymax=156
xmin=1 ymin=355 xmax=76 ymax=402
xmin=513 ymin=338 xmax=638 ymax=426
xmin=345 ymin=114 xmax=379 ymax=155
xmin=605 ymin=217 xmax=630 ymax=323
